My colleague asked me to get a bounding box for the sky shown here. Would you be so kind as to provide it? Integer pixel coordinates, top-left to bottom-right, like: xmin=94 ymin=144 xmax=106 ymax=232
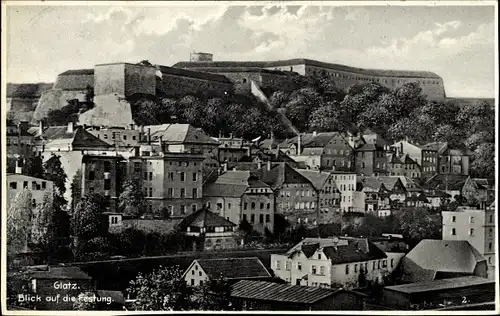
xmin=5 ymin=3 xmax=497 ymax=98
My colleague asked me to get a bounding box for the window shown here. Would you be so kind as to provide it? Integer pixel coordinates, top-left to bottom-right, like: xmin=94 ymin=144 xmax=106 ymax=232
xmin=354 ymin=264 xmax=358 ymax=273
xmin=267 ymin=203 xmax=270 ymax=209
xmin=244 ymin=202 xmax=248 ymax=210
xmin=9 ymin=182 xmax=17 ymax=189
xmin=180 ymin=172 xmax=185 ymax=182
xmin=260 ymin=202 xmax=264 ymax=209
xmin=383 ymin=260 xmax=387 ymax=268
xmin=312 ymin=265 xmax=317 ymax=274
xmin=168 ymin=172 xmax=174 ymax=180
xmin=134 ymin=162 xmax=141 ymax=173
xmin=345 ymin=265 xmax=349 ymax=275
xmin=276 ymin=260 xmax=281 ymax=270
xmin=470 ymin=216 xmax=475 ymax=223
xmin=318 ymin=254 xmax=322 ymax=260
xmin=104 ymin=161 xmax=111 ymax=172
xmin=192 ymin=204 xmax=197 ymax=213
xmin=391 ymin=258 xmax=394 ymax=267
xmin=298 ymin=262 xmax=302 ymax=271
xmin=320 ymin=266 xmax=325 ymax=275
xmin=489 ymin=242 xmax=493 ymax=251
xmin=89 ymin=171 xmax=95 ymax=181
xmin=452 ymin=216 xmax=456 ymax=222
xmin=104 ymin=179 xmax=111 ymax=190
xmin=251 ymin=202 xmax=255 ymax=209
xmin=490 ymin=215 xmax=493 ymax=223
xmin=149 ymin=172 xmax=153 ymax=181
xmin=180 ymin=205 xmax=186 ymax=214
xmin=180 ymin=188 xmax=186 ymax=198
xmin=191 ymin=279 xmax=194 ymax=286
xmin=266 ymin=214 xmax=270 ymax=223
xmin=469 ymin=228 xmax=474 ymax=236
xmin=451 ymin=228 xmax=456 ymax=235
xmin=192 ymin=173 xmax=197 ymax=182
xmin=148 ymin=187 xmax=153 ymax=197
xmin=168 ymin=188 xmax=174 ymax=197
xmin=259 ymin=214 xmax=264 ymax=223
xmin=41 ymin=181 xmax=46 ymax=189
xmin=378 ymin=260 xmax=381 ymax=269
xmin=285 ymin=261 xmax=291 ymax=270
xmin=32 ymin=199 xmax=36 ymax=207
xmin=192 ymin=188 xmax=198 ymax=198
xmin=251 ymin=214 xmax=255 ymax=222
xmin=489 ymin=228 xmax=493 ymax=237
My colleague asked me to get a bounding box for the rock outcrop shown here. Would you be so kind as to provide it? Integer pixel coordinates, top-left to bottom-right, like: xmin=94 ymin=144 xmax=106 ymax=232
xmin=78 ymin=94 xmax=134 ymax=127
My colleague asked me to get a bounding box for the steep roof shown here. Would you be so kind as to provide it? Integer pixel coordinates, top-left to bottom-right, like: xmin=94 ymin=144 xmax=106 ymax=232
xmin=376 ymin=176 xmax=405 ymax=192
xmin=422 ymin=142 xmax=448 ymax=154
xmin=194 ymin=257 xmax=271 ymax=280
xmin=145 ymin=124 xmax=219 ymax=145
xmin=36 ymin=126 xmax=112 ymax=148
xmin=254 ymin=163 xmax=313 ymax=190
xmin=358 ymin=177 xmax=388 ymax=192
xmin=295 ymin=169 xmax=332 ymax=191
xmin=230 ymin=280 xmax=342 ymax=305
xmin=404 ymin=240 xmax=486 ymax=278
xmin=179 ymin=208 xmax=236 ymax=229
xmin=280 ymin=132 xmax=344 ymax=149
xmin=172 ymin=59 xmax=441 ymax=79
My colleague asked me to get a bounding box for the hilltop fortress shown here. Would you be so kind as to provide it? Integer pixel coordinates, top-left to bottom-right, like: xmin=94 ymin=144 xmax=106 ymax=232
xmin=26 ymin=52 xmax=448 ymax=127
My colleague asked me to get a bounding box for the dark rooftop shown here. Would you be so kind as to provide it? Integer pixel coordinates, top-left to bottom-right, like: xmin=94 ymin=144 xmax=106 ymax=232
xmin=59 ymin=69 xmax=95 ymax=76
xmin=230 ymin=280 xmax=343 ymax=305
xmin=29 ymin=266 xmax=92 ymax=280
xmin=172 ymin=58 xmax=441 ymax=79
xmin=193 ymin=257 xmax=271 ymax=280
xmin=384 ymin=276 xmax=493 ymax=294
xmin=179 ymin=208 xmax=237 ymax=230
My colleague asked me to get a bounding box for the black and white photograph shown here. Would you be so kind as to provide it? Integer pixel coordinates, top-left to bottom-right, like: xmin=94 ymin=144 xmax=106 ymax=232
xmin=1 ymin=1 xmax=498 ymax=313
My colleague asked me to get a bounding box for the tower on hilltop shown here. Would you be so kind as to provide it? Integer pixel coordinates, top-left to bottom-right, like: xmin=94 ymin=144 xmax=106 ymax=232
xmin=190 ymin=52 xmax=213 ymax=62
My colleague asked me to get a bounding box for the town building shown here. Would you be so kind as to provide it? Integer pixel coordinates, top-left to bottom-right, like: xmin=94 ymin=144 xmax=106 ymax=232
xmin=213 ymin=134 xmax=251 ymax=163
xmin=280 ymin=132 xmax=355 ymax=172
xmin=331 ymin=172 xmax=360 ymax=213
xmin=442 ymin=207 xmax=496 ymax=279
xmin=386 ymin=153 xmax=421 ymax=179
xmin=229 ymin=280 xmax=366 ymax=311
xmin=356 ymin=177 xmax=390 ymax=214
xmin=203 ymin=170 xmax=274 ymax=233
xmin=182 ymin=257 xmax=272 ymax=287
xmin=354 ymin=143 xmax=388 ymax=177
xmin=461 ymin=177 xmax=495 ymax=210
xmin=270 ymin=237 xmax=392 ymax=289
xmin=178 ymin=208 xmax=238 ymax=251
xmin=376 ymin=176 xmax=408 ymax=205
xmin=399 ymin=239 xmax=488 ymax=283
xmin=86 ymin=125 xmax=141 ymax=152
xmin=26 ymin=266 xmax=95 ymax=310
xmin=391 ymin=140 xmax=438 ymax=180
xmin=381 ymin=276 xmax=495 ymax=310
xmin=295 ymin=169 xmax=341 ymax=223
xmin=6 ymin=173 xmax=54 ymax=209
xmin=254 ymin=162 xmax=318 ymax=226
xmin=6 ymin=120 xmax=36 ymax=159
xmin=81 ymin=154 xmax=124 ymax=211
xmin=33 ymin=122 xmax=114 ymax=206
xmin=127 ymin=152 xmax=205 ymax=217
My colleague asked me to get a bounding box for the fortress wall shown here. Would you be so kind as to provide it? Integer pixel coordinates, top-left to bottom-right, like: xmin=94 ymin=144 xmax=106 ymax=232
xmin=94 ymin=64 xmax=126 ymax=96
xmin=264 ymin=64 xmax=307 ymax=75
xmin=158 ymin=73 xmax=233 ymax=98
xmin=124 ymin=64 xmax=157 ymax=96
xmin=34 ymin=89 xmax=86 ymax=121
xmin=54 ymin=74 xmax=94 ymax=91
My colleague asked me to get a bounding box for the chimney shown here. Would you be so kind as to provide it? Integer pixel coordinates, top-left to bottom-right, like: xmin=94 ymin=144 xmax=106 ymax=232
xmin=297 ymin=134 xmax=301 ymax=155
xmin=15 ymin=159 xmax=22 ymax=174
xmin=257 ymin=161 xmax=262 ymax=170
xmin=267 ymin=160 xmax=271 ymax=171
xmin=269 ymin=131 xmax=275 ymax=150
xmin=67 ymin=122 xmax=74 ymax=133
xmin=147 ymin=128 xmax=151 ymax=145
xmin=39 ymin=121 xmax=43 ymax=136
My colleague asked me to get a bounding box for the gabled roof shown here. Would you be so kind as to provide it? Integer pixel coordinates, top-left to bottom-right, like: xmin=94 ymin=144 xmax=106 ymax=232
xmin=145 ymin=124 xmax=219 ymax=145
xmin=471 ymin=178 xmax=495 ymax=190
xmin=280 ymin=132 xmax=347 ymax=149
xmin=59 ymin=69 xmax=94 ymax=76
xmin=358 ymin=177 xmax=388 ymax=192
xmin=36 ymin=126 xmax=112 ymax=148
xmin=422 ymin=141 xmax=448 ymax=154
xmin=295 ymin=169 xmax=333 ymax=191
xmin=403 ymin=240 xmax=486 ymax=281
xmin=285 ymin=238 xmax=349 ymax=256
xmin=179 ymin=208 xmax=236 ymax=229
xmin=191 ymin=257 xmax=271 ymax=280
xmin=376 ymin=176 xmax=406 ymax=192
xmin=254 ymin=162 xmax=313 ymax=190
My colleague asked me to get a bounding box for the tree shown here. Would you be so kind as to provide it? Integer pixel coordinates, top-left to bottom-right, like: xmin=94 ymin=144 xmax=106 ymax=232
xmin=127 ymin=265 xmax=192 ymax=311
xmin=432 ymin=124 xmax=465 ymax=148
xmin=74 ymin=236 xmax=111 ymax=261
xmin=285 ymin=88 xmax=323 ymax=131
xmin=73 ymin=292 xmax=98 ymax=310
xmin=191 ymin=275 xmax=232 ymax=310
xmin=119 ymin=180 xmax=147 ymax=218
xmin=7 ymin=270 xmax=35 ymax=309
xmin=70 ymin=169 xmax=82 ymax=211
xmin=470 ymin=143 xmax=495 ymax=178
xmin=84 ymin=85 xmax=95 ymax=104
xmin=43 ymin=154 xmax=68 ymax=212
xmin=30 ymin=192 xmax=54 ymax=248
xmin=71 ymin=193 xmax=107 ymax=242
xmin=396 ymin=207 xmax=441 ymax=247
xmin=7 ymin=189 xmax=33 ymax=258
xmin=307 ymin=102 xmax=340 ymax=132
xmin=22 ymin=156 xmax=44 ymax=179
